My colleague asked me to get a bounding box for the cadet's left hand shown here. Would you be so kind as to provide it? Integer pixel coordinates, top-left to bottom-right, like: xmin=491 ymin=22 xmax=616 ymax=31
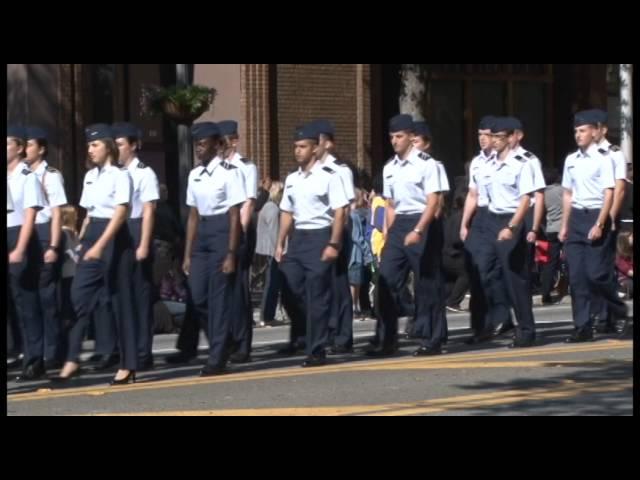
xmin=44 ymin=249 xmax=58 ymax=264
xmin=404 ymin=231 xmax=422 ymax=247
xmin=8 ymin=249 xmax=24 ymax=264
xmin=136 ymin=245 xmax=149 ymax=261
xmin=526 ymin=231 xmax=537 ymax=244
xmin=588 ymin=225 xmax=603 ymax=241
xmin=222 ymin=253 xmax=236 ymax=274
xmin=321 ymin=246 xmax=339 ymax=263
xmin=498 ymin=228 xmax=513 ymax=242
xmin=84 ymin=246 xmax=103 ymax=261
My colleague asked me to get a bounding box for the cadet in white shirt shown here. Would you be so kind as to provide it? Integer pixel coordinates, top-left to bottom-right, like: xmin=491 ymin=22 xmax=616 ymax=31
xmin=559 ymin=111 xmax=628 ymax=342
xmin=369 ymin=114 xmax=446 ymax=358
xmin=24 ymin=126 xmax=68 ymax=369
xmin=184 ymin=122 xmax=246 ymax=377
xmin=55 ymin=124 xmax=134 ymax=384
xmin=505 ymin=117 xmax=547 ymax=244
xmin=501 ymin=117 xmax=547 ymax=335
xmin=460 ymin=116 xmax=511 ymax=343
xmin=7 ymin=125 xmax=46 ymax=381
xmin=113 ymin=122 xmax=159 ymax=370
xmin=276 ymin=124 xmax=349 ymax=367
xmin=218 ymin=120 xmax=258 ymax=364
xmin=588 ymin=109 xmax=629 ymax=333
xmin=310 ymin=118 xmax=356 ymax=354
xmin=411 ymin=120 xmax=449 ymax=345
xmin=480 ymin=117 xmax=538 ymax=348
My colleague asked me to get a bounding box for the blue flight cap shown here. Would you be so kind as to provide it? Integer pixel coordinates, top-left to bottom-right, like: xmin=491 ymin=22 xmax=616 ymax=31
xmin=191 ymin=122 xmax=220 ymax=140
xmin=218 ymin=120 xmax=238 ymax=136
xmin=389 ymin=114 xmax=414 ymax=133
xmin=85 ymin=123 xmax=114 ymax=141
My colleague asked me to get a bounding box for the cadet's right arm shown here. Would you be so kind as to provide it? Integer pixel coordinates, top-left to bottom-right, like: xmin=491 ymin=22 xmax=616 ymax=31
xmin=460 ymin=188 xmax=478 ymax=242
xmin=182 ymin=207 xmax=199 ymax=275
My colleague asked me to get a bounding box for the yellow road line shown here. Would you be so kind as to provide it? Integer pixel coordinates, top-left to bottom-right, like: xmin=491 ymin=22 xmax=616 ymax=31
xmin=8 ymin=340 xmax=632 ymax=402
xmin=90 ymin=379 xmax=632 ymax=416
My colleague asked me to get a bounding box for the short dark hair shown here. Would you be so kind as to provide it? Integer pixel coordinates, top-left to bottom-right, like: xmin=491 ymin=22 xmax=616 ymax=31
xmin=543 ymin=166 xmax=560 ymax=185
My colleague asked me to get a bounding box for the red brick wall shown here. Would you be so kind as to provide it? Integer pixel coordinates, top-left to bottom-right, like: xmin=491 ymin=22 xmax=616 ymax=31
xmin=274 ymin=64 xmax=371 ymax=180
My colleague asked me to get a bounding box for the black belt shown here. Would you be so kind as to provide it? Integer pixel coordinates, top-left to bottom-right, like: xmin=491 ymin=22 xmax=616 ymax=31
xmin=200 ymin=214 xmax=226 ymax=222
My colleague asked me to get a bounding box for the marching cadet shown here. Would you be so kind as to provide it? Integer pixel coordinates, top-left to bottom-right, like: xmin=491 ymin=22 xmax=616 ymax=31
xmin=218 ymin=120 xmax=257 ymax=364
xmin=559 ymin=111 xmax=628 ymax=342
xmin=411 ymin=120 xmax=449 ymax=343
xmin=309 ymin=119 xmax=356 ymax=355
xmin=8 ymin=125 xmax=46 ymax=381
xmin=276 ymin=124 xmax=349 ymax=367
xmin=502 ymin=116 xmax=546 ymax=333
xmin=588 ymin=109 xmax=628 ymax=333
xmin=368 ymin=114 xmax=446 ymax=357
xmin=24 ymin=127 xmax=68 ymax=369
xmin=460 ymin=116 xmax=510 ymax=343
xmin=506 ymin=117 xmax=547 ymax=246
xmin=183 ymin=122 xmax=245 ymax=376
xmin=480 ymin=117 xmax=537 ymax=348
xmin=113 ymin=122 xmax=159 ymax=369
xmin=54 ymin=124 xmax=135 ymax=384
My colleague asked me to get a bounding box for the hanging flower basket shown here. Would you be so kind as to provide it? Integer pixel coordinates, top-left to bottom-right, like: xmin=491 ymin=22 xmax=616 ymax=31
xmin=140 ymin=84 xmax=217 ymax=125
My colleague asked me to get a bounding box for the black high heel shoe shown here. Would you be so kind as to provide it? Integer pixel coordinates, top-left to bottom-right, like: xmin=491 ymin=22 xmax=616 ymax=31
xmin=109 ymin=371 xmax=136 ymax=386
xmin=50 ymin=366 xmax=84 ymax=383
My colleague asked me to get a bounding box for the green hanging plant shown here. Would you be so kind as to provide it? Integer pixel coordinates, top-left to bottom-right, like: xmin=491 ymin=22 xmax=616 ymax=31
xmin=140 ymin=84 xmax=217 ymax=124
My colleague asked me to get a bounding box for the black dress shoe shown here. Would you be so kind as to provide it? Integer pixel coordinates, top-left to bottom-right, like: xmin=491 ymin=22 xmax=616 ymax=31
xmin=327 ymin=345 xmax=353 ymax=356
xmin=7 ymin=357 xmax=23 ymax=370
xmin=276 ymin=344 xmax=302 ymax=356
xmin=15 ymin=360 xmax=46 ymax=382
xmin=364 ymin=345 xmax=397 ymax=357
xmin=44 ymin=359 xmax=63 ymax=370
xmin=91 ymin=354 xmax=120 ymax=372
xmin=110 ymin=371 xmax=136 ymax=385
xmin=508 ymin=338 xmax=536 ymax=348
xmin=229 ymin=352 xmax=252 ymax=364
xmin=88 ymin=353 xmax=103 ymax=362
xmin=165 ymin=351 xmax=197 ymax=365
xmin=301 ymin=354 xmax=327 ymax=368
xmin=413 ymin=345 xmax=442 ymax=356
xmin=494 ymin=322 xmax=515 ymax=336
xmin=565 ymin=330 xmax=594 ymax=343
xmin=465 ymin=331 xmax=495 ymax=345
xmin=200 ymin=363 xmax=227 ymax=377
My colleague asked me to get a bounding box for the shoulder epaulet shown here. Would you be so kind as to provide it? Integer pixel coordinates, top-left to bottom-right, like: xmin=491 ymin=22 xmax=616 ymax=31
xmin=598 ymin=148 xmax=609 ymax=155
xmin=333 ymin=157 xmax=346 ymax=166
xmin=523 ymin=151 xmax=534 ymax=158
xmin=21 ymin=168 xmax=32 ymax=175
xmin=240 ymin=157 xmax=252 ymax=164
xmin=322 ymin=166 xmax=335 ymax=174
xmin=514 ymin=155 xmax=526 ymax=162
xmin=46 ymin=166 xmax=59 ymax=173
xmin=222 ymin=162 xmax=238 ymax=170
xmin=137 ymin=161 xmax=148 ymax=168
xmin=609 ymin=144 xmax=620 ymax=152
xmin=417 ymin=151 xmax=431 ymax=161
